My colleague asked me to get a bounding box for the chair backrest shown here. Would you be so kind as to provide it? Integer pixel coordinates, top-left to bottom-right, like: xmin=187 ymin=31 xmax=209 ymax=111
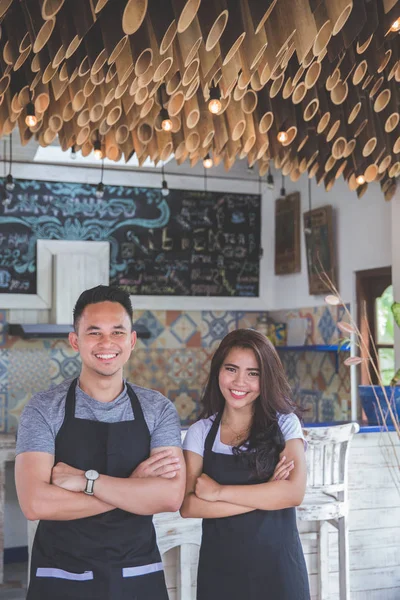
xmin=303 ymin=423 xmax=360 ymax=497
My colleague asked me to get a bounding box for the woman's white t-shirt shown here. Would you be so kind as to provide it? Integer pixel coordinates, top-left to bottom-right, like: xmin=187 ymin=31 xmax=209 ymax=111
xmin=183 ymin=413 xmax=306 ymax=457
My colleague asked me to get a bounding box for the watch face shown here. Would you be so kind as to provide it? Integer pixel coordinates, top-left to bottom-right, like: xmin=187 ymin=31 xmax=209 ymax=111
xmin=85 ymin=469 xmax=99 ymax=480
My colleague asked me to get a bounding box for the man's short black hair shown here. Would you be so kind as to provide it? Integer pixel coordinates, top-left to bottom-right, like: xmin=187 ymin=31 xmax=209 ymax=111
xmin=73 ymin=285 xmax=133 ymax=331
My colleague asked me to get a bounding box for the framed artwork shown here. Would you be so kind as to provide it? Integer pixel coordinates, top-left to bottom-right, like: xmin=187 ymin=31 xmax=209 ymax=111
xmin=275 ymin=192 xmax=301 ymax=275
xmin=303 ymin=204 xmax=337 ymax=295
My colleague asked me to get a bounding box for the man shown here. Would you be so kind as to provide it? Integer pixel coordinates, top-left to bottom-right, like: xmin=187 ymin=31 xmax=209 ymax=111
xmin=15 ymin=285 xmax=185 ymax=599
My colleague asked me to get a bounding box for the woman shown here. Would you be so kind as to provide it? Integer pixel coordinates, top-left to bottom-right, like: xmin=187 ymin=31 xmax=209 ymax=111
xmin=180 ymin=328 xmax=310 ymax=600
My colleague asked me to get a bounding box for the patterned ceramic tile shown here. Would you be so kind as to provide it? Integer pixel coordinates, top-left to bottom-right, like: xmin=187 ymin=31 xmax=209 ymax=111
xmin=317 ymin=308 xmax=337 ymax=344
xmin=50 ymin=348 xmax=81 ymax=385
xmin=321 ymin=396 xmax=337 ymax=421
xmin=169 ymin=313 xmax=198 ymax=344
xmin=0 ymin=311 xmax=6 ymax=347
xmin=295 ymin=356 xmax=313 ymax=390
xmin=319 ymin=353 xmax=336 ymax=388
xmin=0 ymin=349 xmax=7 ymax=431
xmin=133 ymin=311 xmax=165 ymax=348
xmin=127 ymin=349 xmax=170 ymax=396
xmin=298 ymin=390 xmax=322 ymax=422
xmin=237 ymin=311 xmax=264 ymax=330
xmin=167 ymin=383 xmax=201 ymax=425
xmin=201 ymin=311 xmax=238 ymax=350
xmin=9 ymin=349 xmax=51 ymax=398
xmin=0 ymin=388 xmax=6 ymax=432
xmin=168 ymin=349 xmax=198 ymax=385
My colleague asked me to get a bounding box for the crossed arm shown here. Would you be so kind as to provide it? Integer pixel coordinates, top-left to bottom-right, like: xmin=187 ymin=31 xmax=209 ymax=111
xmin=15 ymin=447 xmax=185 ymax=521
xmin=180 ymin=438 xmax=306 ymax=519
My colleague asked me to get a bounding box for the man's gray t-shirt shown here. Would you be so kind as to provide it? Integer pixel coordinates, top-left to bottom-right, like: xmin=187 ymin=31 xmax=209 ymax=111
xmin=16 ymin=378 xmax=182 ymax=456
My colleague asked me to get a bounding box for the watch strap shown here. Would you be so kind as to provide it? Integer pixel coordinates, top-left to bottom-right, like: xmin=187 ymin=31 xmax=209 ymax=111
xmin=84 ymin=478 xmax=95 ymax=496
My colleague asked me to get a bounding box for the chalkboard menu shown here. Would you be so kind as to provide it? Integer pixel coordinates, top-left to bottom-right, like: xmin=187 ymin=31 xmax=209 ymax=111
xmin=0 ymin=179 xmax=261 ymax=297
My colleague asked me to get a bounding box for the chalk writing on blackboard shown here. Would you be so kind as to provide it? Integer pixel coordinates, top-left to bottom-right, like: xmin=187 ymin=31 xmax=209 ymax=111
xmin=0 ymin=179 xmax=261 ymax=297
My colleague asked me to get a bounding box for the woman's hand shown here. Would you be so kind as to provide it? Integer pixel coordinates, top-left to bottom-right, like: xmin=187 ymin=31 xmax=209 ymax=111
xmin=130 ymin=450 xmax=181 ymax=479
xmin=195 ymin=473 xmax=222 ymax=502
xmin=271 ymin=456 xmax=294 ymax=481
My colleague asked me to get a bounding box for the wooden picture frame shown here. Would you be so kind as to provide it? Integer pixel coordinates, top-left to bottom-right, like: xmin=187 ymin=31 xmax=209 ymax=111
xmin=275 ymin=192 xmax=301 ymax=275
xmin=303 ymin=204 xmax=337 ymax=295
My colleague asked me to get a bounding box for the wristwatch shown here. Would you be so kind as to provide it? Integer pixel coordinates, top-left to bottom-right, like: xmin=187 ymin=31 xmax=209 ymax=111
xmin=84 ymin=470 xmax=99 ymax=495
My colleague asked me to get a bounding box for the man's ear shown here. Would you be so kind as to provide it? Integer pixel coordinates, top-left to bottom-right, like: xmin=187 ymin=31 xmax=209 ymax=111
xmin=69 ymin=331 xmax=79 ymax=352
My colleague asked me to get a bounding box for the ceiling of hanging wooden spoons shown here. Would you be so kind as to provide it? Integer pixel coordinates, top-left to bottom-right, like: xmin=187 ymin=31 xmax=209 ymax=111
xmin=0 ymin=0 xmax=399 ymax=198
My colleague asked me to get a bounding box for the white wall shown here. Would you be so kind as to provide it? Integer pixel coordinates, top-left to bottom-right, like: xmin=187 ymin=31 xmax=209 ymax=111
xmin=262 ymin=173 xmax=392 ymax=311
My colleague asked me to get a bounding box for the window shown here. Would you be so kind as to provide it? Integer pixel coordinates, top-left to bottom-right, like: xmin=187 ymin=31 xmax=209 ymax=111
xmin=375 ymin=285 xmax=395 ymax=385
xmin=356 ymin=267 xmax=392 ymax=386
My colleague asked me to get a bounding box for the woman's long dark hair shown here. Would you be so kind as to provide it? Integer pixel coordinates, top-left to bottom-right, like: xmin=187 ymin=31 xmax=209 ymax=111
xmin=200 ymin=329 xmax=302 ymax=481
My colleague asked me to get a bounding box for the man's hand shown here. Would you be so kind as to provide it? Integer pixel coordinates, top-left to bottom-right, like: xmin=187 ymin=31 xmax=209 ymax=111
xmin=195 ymin=473 xmax=222 ymax=502
xmin=52 ymin=462 xmax=86 ymax=493
xmin=131 ymin=450 xmax=181 ymax=480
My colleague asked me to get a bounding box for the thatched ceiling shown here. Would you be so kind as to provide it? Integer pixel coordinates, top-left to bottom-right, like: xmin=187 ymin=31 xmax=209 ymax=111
xmin=0 ymin=0 xmax=399 ymax=198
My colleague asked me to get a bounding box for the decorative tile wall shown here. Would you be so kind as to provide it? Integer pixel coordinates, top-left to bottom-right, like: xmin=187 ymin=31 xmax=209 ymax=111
xmin=269 ymin=304 xmax=351 ymax=422
xmin=0 ymin=306 xmax=350 ymax=433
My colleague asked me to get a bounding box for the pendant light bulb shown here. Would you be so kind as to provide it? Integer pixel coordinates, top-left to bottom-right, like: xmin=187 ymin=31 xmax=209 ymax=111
xmin=203 ymin=153 xmax=213 ymax=169
xmin=160 ymin=108 xmax=172 ymax=132
xmin=93 ymin=140 xmax=103 ymax=160
xmin=390 ymin=18 xmax=400 ymax=32
xmin=5 ymin=173 xmax=15 ymax=192
xmin=277 ymin=130 xmax=288 ymax=144
xmin=356 ymin=174 xmax=365 ymax=185
xmin=208 ymin=85 xmax=222 ymax=114
xmin=95 ymin=182 xmax=104 ymax=199
xmin=266 ymin=167 xmax=274 ymax=190
xmin=25 ymin=102 xmax=37 ymax=127
xmin=161 ymin=180 xmax=170 ymax=197
xmin=71 ymin=145 xmax=77 ymax=159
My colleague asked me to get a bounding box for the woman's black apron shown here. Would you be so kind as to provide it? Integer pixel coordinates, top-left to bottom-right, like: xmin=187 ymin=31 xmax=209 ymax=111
xmin=197 ymin=413 xmax=310 ymax=600
xmin=28 ymin=379 xmax=169 ymax=600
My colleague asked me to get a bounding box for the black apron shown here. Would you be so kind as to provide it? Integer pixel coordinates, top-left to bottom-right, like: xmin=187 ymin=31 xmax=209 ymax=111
xmin=197 ymin=413 xmax=310 ymax=600
xmin=28 ymin=379 xmax=169 ymax=600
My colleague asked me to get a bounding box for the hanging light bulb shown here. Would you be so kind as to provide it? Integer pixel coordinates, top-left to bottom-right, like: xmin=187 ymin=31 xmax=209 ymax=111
xmin=304 ymin=178 xmax=313 ymax=235
xmin=93 ymin=139 xmax=103 ymax=160
xmin=161 ymin=164 xmax=170 ymax=196
xmin=25 ymin=102 xmax=37 ymax=127
xmin=203 ymin=153 xmax=213 ymax=168
xmin=356 ymin=174 xmax=365 ymax=185
xmin=208 ymin=85 xmax=222 ymax=114
xmin=5 ymin=134 xmax=15 ymax=192
xmin=71 ymin=145 xmax=77 ymax=159
xmin=5 ymin=173 xmax=15 ymax=191
xmin=390 ymin=18 xmax=400 ymax=32
xmin=161 ymin=179 xmax=169 ymax=196
xmin=95 ymin=158 xmax=105 ymax=199
xmin=277 ymin=130 xmax=288 ymax=143
xmin=95 ymin=182 xmax=104 ymax=199
xmin=160 ymin=107 xmax=172 ymax=131
xmin=267 ymin=166 xmax=274 ymax=189
xmin=280 ymin=173 xmax=286 ymax=197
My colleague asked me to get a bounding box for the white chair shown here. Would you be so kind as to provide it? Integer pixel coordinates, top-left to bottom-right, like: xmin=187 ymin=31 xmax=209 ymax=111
xmin=298 ymin=423 xmax=360 ymax=600
xmin=154 ymin=511 xmax=202 ymax=600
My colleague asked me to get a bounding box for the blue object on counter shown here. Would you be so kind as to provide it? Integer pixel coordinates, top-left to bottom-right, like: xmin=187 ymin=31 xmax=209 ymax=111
xmin=359 ymin=385 xmax=400 ymax=427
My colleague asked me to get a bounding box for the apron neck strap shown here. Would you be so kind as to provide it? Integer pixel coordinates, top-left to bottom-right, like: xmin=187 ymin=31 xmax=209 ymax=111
xmin=64 ymin=379 xmax=78 ymax=420
xmin=204 ymin=412 xmax=222 ymax=453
